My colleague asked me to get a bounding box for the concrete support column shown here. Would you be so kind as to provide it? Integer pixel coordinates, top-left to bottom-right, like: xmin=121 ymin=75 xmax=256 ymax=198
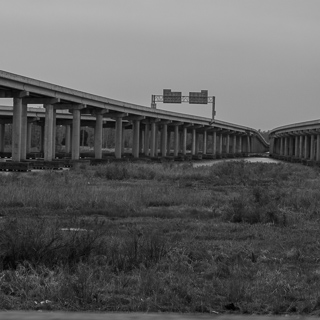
xmin=52 ymin=109 xmax=56 ymax=159
xmin=144 ymin=123 xmax=150 ymax=156
xmin=94 ymin=114 xmax=103 ymax=159
xmin=288 ymin=137 xmax=293 ymax=157
xmin=132 ymin=120 xmax=140 ymax=158
xmin=150 ymin=122 xmax=156 ymax=157
xmin=174 ymin=125 xmax=179 ymax=157
xmin=181 ymin=127 xmax=188 ymax=155
xmin=280 ymin=137 xmax=284 ymax=156
xmin=247 ymin=136 xmax=251 ymax=153
xmin=219 ymin=134 xmax=223 ymax=154
xmin=317 ymin=134 xmax=320 ymax=162
xmin=139 ymin=129 xmax=144 ymax=154
xmin=294 ymin=136 xmax=299 ymax=157
xmin=161 ymin=124 xmax=167 ymax=157
xmin=65 ymin=125 xmax=71 ymax=153
xmin=182 ymin=127 xmax=187 ymax=155
xmin=154 ymin=128 xmax=159 ymax=156
xmin=72 ymin=109 xmax=81 ymax=160
xmin=310 ymin=135 xmax=315 ymax=161
xmin=40 ymin=124 xmax=45 ymax=153
xmin=27 ymin=123 xmax=32 ymax=154
xmin=20 ymin=104 xmax=28 ymax=160
xmin=284 ymin=137 xmax=288 ymax=156
xmin=167 ymin=131 xmax=171 ymax=156
xmin=12 ymin=98 xmax=23 ymax=161
xmin=0 ymin=124 xmax=5 ymax=152
xmin=232 ymin=135 xmax=236 ymax=154
xmin=195 ymin=133 xmax=200 ymax=154
xmin=191 ymin=129 xmax=196 ymax=155
xmin=203 ymin=131 xmax=207 ymax=155
xmin=212 ymin=131 xmax=217 ymax=156
xmin=115 ymin=117 xmax=123 ymax=159
xmin=226 ymin=135 xmax=230 ymax=154
xmin=44 ymin=104 xmax=54 ymax=161
xmin=122 ymin=127 xmax=126 ymax=155
xmin=239 ymin=136 xmax=242 ymax=153
xmin=299 ymin=136 xmax=303 ymax=159
xmin=304 ymin=136 xmax=309 ymax=159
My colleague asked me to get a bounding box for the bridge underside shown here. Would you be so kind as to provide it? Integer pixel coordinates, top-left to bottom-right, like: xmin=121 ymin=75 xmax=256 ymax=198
xmin=0 ymin=70 xmax=268 ymax=166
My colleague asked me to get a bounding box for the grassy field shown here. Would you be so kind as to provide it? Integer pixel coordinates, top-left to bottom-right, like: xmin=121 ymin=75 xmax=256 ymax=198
xmin=1 ymin=160 xmax=320 ymax=314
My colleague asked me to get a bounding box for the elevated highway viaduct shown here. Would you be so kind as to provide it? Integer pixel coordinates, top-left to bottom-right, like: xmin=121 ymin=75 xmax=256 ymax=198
xmin=269 ymin=120 xmax=320 ymax=165
xmin=0 ymin=70 xmax=268 ymax=163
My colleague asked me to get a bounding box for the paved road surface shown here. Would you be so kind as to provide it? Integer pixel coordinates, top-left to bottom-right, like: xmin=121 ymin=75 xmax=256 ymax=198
xmin=0 ymin=312 xmax=307 ymax=320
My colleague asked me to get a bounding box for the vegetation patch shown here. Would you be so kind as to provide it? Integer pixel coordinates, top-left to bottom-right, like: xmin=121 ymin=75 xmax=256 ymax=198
xmin=0 ymin=161 xmax=320 ymax=314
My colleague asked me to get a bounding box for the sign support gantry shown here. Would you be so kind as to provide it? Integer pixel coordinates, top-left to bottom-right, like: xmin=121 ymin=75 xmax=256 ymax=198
xmin=151 ymin=89 xmax=216 ymax=121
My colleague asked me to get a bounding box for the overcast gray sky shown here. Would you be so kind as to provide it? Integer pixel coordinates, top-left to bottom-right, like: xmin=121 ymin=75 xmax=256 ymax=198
xmin=0 ymin=0 xmax=319 ymax=130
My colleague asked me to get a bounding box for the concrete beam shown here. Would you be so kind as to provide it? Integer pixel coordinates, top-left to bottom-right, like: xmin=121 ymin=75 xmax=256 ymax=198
xmin=54 ymin=104 xmax=86 ymax=110
xmin=124 ymin=115 xmax=145 ymax=121
xmin=107 ymin=112 xmax=129 ymax=119
xmin=0 ymin=90 xmax=29 ymax=98
xmin=22 ymin=97 xmax=60 ymax=104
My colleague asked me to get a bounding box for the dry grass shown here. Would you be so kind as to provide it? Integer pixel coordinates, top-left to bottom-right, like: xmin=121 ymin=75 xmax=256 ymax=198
xmin=0 ymin=161 xmax=320 ymax=314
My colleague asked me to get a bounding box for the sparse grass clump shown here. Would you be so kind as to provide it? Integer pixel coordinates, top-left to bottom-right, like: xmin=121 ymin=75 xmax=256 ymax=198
xmin=1 ymin=160 xmax=320 ymax=313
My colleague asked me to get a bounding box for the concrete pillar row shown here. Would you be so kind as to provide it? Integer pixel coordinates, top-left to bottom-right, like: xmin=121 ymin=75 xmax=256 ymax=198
xmin=72 ymin=109 xmax=81 ymax=160
xmin=239 ymin=136 xmax=242 ymax=153
xmin=94 ymin=114 xmax=103 ymax=159
xmin=115 ymin=117 xmax=123 ymax=159
xmin=0 ymin=124 xmax=5 ymax=152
